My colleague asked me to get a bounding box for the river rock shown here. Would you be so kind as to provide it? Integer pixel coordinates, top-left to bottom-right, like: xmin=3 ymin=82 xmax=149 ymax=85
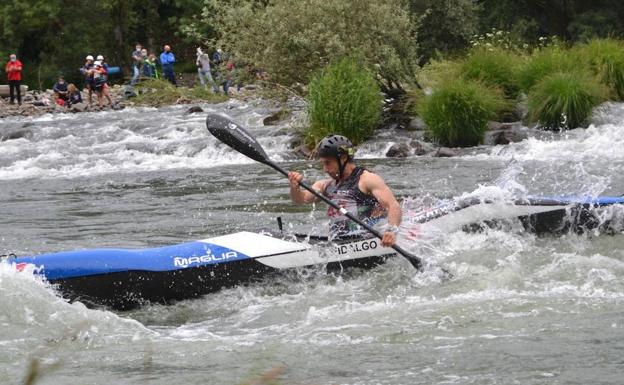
xmin=434 ymin=147 xmax=457 ymax=157
xmin=186 ymin=106 xmax=204 ymax=114
xmin=484 ymin=122 xmax=528 ymax=145
xmin=386 ymin=143 xmax=410 ymax=158
xmin=0 ymin=128 xmax=33 ymax=141
xmin=409 ymin=139 xmax=428 ymax=156
xmin=293 ymin=144 xmax=313 ymax=159
xmin=263 ymin=109 xmax=291 ymax=126
xmin=69 ymin=102 xmax=87 ymax=113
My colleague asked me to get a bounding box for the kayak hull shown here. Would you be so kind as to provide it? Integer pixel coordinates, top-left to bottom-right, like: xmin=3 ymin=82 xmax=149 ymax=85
xmin=12 ymin=232 xmax=395 ymax=310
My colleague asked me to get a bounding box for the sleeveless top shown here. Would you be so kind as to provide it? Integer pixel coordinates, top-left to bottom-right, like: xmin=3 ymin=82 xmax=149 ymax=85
xmin=323 ymin=166 xmax=387 ymax=237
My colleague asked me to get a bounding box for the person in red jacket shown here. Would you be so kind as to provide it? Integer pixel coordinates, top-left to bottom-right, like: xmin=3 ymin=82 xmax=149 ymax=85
xmin=5 ymin=54 xmax=23 ymax=105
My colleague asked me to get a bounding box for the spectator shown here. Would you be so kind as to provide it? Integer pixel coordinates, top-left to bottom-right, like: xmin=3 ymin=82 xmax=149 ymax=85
xmin=131 ymin=43 xmax=143 ymax=85
xmin=160 ymin=45 xmax=176 ymax=85
xmin=53 ymin=75 xmax=69 ymax=105
xmin=144 ymin=53 xmax=159 ymax=78
xmin=5 ymin=53 xmax=23 ymax=105
xmin=91 ymin=61 xmax=113 ymax=108
xmin=66 ymin=83 xmax=82 ymax=107
xmin=97 ymin=55 xmax=109 ymax=74
xmin=196 ymin=47 xmax=216 ymax=92
xmin=140 ymin=48 xmax=151 ymax=77
xmin=80 ymin=55 xmax=95 ymax=105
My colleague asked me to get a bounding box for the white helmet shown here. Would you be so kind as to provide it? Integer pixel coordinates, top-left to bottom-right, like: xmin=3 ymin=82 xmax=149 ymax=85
xmin=96 ymin=55 xmax=104 ymax=61
xmin=94 ymin=60 xmax=102 ymax=67
xmin=86 ymin=55 xmax=94 ymax=61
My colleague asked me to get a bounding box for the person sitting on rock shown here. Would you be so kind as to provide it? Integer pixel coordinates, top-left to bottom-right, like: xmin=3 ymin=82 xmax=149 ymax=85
xmin=53 ymin=75 xmax=69 ymax=106
xmin=66 ymin=83 xmax=83 ymax=108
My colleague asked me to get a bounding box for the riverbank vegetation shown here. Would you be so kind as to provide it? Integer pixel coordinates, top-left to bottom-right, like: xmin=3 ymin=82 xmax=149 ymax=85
xmin=306 ymin=58 xmax=382 ymax=146
xmin=3 ymin=0 xmax=624 ymax=147
xmin=132 ymin=79 xmax=227 ymax=107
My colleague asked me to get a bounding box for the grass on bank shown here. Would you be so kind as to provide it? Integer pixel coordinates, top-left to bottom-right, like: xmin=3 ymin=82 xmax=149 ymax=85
xmin=306 ymin=57 xmax=383 ymax=147
xmin=132 ymin=78 xmax=228 ymax=106
xmin=527 ymin=71 xmax=608 ymax=130
xmin=575 ymin=38 xmax=624 ymax=101
xmin=461 ymin=47 xmax=521 ymax=99
xmin=418 ymin=79 xmax=505 ymax=147
xmin=517 ymin=46 xmax=579 ymax=93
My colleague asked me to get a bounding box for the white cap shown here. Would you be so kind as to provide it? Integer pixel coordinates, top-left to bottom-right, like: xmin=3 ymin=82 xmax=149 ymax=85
xmin=86 ymin=55 xmax=94 ymax=61
xmin=96 ymin=55 xmax=104 ymax=61
xmin=94 ymin=60 xmax=102 ymax=66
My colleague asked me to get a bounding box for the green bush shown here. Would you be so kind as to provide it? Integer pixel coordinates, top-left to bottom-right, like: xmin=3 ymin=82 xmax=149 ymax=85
xmin=187 ymin=0 xmax=418 ymax=90
xmin=418 ymin=79 xmax=504 ymax=147
xmin=132 ymin=78 xmax=227 ymax=106
xmin=461 ymin=47 xmax=521 ymax=98
xmin=527 ymin=71 xmax=607 ymax=130
xmin=306 ymin=58 xmax=382 ymax=146
xmin=575 ymin=38 xmax=624 ymax=100
xmin=517 ymin=47 xmax=578 ymax=92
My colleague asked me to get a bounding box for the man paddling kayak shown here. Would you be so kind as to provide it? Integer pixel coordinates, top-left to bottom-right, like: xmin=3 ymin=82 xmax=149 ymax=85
xmin=288 ymin=135 xmax=401 ymax=247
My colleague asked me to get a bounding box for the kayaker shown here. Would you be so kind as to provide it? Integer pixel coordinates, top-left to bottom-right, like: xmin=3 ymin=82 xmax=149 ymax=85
xmin=288 ymin=135 xmax=402 ymax=247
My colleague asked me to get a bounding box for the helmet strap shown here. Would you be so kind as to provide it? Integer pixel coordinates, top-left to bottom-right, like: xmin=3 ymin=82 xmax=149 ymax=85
xmin=337 ymin=155 xmax=347 ymax=180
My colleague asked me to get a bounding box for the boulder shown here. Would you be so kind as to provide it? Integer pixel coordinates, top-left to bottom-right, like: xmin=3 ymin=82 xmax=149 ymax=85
xmin=386 ymin=143 xmax=410 ymax=158
xmin=263 ymin=109 xmax=291 ymax=126
xmin=69 ymin=102 xmax=87 ymax=113
xmin=0 ymin=128 xmax=33 ymax=141
xmin=409 ymin=140 xmax=428 ymax=156
xmin=186 ymin=106 xmax=204 ymax=114
xmin=293 ymin=144 xmax=313 ymax=159
xmin=433 ymin=147 xmax=457 ymax=157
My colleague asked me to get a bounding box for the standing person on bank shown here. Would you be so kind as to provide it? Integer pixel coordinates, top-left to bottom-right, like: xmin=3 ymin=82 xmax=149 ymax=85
xmin=160 ymin=45 xmax=176 ymax=85
xmin=287 ymin=135 xmax=402 ymax=247
xmin=5 ymin=54 xmax=23 ymax=105
xmin=131 ymin=44 xmax=143 ymax=86
xmin=196 ymin=47 xmax=216 ymax=92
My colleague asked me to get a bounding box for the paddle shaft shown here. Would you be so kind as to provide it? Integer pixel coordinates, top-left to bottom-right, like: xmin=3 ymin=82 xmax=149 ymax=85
xmin=266 ymin=160 xmax=422 ymax=270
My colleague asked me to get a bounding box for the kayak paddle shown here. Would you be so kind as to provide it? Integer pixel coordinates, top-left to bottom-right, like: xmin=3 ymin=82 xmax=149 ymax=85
xmin=205 ymin=113 xmax=423 ymax=271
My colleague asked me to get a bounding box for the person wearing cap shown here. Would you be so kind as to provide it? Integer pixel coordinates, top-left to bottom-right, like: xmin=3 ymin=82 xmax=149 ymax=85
xmin=80 ymin=55 xmax=95 ymax=105
xmin=287 ymin=135 xmax=402 ymax=247
xmin=5 ymin=54 xmax=23 ymax=105
xmin=160 ymin=44 xmax=176 ymax=85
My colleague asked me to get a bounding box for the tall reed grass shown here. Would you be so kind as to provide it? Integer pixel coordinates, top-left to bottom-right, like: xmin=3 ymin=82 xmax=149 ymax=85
xmin=418 ymin=79 xmax=504 ymax=146
xmin=306 ymin=58 xmax=382 ymax=146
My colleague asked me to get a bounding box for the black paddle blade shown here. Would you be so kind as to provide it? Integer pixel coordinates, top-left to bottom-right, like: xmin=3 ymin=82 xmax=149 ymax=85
xmin=206 ymin=113 xmax=270 ymax=165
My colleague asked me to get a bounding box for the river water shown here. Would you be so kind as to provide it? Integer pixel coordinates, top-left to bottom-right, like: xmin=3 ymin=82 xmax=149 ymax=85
xmin=1 ymin=100 xmax=623 ymax=384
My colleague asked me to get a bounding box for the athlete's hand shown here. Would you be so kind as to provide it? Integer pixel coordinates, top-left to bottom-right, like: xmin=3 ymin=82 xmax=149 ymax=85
xmin=288 ymin=171 xmax=303 ymax=188
xmin=381 ymin=231 xmax=396 ymax=247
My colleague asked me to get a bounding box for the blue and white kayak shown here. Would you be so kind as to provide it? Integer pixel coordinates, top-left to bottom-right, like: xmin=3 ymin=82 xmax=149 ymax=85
xmin=10 ymin=232 xmax=394 ymax=310
xmin=7 ymin=195 xmax=624 ymax=310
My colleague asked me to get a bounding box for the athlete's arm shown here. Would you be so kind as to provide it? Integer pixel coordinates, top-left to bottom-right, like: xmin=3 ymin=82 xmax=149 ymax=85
xmin=288 ymin=171 xmax=326 ymax=204
xmin=360 ymin=171 xmax=402 ymax=247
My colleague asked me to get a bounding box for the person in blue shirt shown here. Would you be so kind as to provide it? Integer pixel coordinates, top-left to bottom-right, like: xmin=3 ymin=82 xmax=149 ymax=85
xmin=160 ymin=45 xmax=176 ymax=85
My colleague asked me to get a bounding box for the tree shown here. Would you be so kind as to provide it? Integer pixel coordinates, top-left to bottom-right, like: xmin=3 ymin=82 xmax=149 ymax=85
xmin=185 ymin=0 xmax=419 ymax=94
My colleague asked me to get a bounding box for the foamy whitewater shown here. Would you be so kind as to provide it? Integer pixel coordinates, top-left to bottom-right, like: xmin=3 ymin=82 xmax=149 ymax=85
xmin=1 ymin=100 xmax=623 ymax=384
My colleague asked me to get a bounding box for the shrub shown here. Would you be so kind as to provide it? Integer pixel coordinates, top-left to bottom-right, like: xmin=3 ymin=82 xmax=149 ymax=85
xmin=306 ymin=58 xmax=382 ymax=146
xmin=186 ymin=0 xmax=418 ymax=90
xmin=517 ymin=46 xmax=578 ymax=92
xmin=418 ymin=79 xmax=504 ymax=147
xmin=461 ymin=47 xmax=521 ymax=98
xmin=527 ymin=71 xmax=607 ymax=130
xmin=575 ymin=38 xmax=624 ymax=101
